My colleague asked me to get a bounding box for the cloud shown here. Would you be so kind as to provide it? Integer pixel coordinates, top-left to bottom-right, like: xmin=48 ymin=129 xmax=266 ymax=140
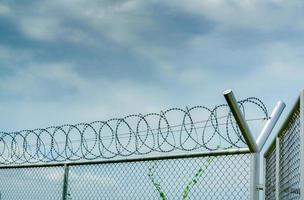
xmin=171 ymin=0 xmax=304 ymax=31
xmin=0 ymin=62 xmax=80 ymax=101
xmin=0 ymin=0 xmax=303 ymax=135
xmin=0 ymin=46 xmax=12 ymax=60
xmin=20 ymin=17 xmax=61 ymax=41
xmin=0 ymin=3 xmax=10 ymax=16
xmin=1 ymin=2 xmax=304 ymax=200
xmin=0 ymin=59 xmax=174 ymax=131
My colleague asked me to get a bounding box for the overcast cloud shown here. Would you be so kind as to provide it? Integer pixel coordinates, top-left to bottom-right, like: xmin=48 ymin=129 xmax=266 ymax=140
xmin=1 ymin=0 xmax=304 ymax=132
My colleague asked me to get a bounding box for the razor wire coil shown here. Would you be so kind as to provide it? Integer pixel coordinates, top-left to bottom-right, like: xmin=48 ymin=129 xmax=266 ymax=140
xmin=0 ymin=97 xmax=268 ymax=165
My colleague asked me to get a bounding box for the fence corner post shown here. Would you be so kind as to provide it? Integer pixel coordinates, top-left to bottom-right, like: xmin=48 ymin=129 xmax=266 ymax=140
xmin=223 ymin=89 xmax=259 ymax=200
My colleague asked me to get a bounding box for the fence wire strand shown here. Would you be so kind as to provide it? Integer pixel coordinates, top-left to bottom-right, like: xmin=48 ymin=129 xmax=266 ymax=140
xmin=0 ymin=97 xmax=268 ymax=165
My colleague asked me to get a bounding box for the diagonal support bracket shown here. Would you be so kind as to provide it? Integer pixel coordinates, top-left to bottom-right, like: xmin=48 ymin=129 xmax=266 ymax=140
xmin=223 ymin=89 xmax=285 ymax=200
xmin=223 ymin=89 xmax=258 ymax=152
xmin=223 ymin=89 xmax=285 ymax=153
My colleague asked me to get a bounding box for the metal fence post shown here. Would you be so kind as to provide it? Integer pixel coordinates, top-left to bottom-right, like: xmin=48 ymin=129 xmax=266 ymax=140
xmin=223 ymin=90 xmax=259 ymax=200
xmin=62 ymin=164 xmax=70 ymax=200
xmin=300 ymin=90 xmax=304 ymax=200
xmin=275 ymin=137 xmax=280 ymax=200
xmin=223 ymin=90 xmax=258 ymax=153
xmin=250 ymin=153 xmax=258 ymax=200
xmin=258 ymin=101 xmax=285 ymax=199
xmin=256 ymin=101 xmax=285 ymax=152
xmin=262 ymin=156 xmax=266 ymax=200
xmin=223 ymin=90 xmax=286 ymax=200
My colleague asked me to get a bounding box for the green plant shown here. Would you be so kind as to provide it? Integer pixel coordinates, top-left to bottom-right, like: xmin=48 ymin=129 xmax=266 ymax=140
xmin=148 ymin=146 xmax=226 ymax=199
xmin=148 ymin=165 xmax=167 ymax=200
xmin=182 ymin=157 xmax=213 ymax=200
xmin=148 ymin=158 xmax=213 ymax=200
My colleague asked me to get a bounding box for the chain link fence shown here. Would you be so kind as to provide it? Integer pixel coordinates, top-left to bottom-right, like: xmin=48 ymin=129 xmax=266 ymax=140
xmin=279 ymin=109 xmax=301 ymax=200
xmin=265 ymin=145 xmax=276 ymax=200
xmin=265 ymin=103 xmax=301 ymax=200
xmin=0 ymin=166 xmax=64 ymax=200
xmin=0 ymin=97 xmax=272 ymax=200
xmin=0 ymin=152 xmax=251 ymax=200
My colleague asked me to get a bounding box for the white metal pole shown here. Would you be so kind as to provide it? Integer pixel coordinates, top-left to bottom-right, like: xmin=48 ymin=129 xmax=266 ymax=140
xmin=262 ymin=156 xmax=267 ymax=200
xmin=223 ymin=89 xmax=259 ymax=200
xmin=257 ymin=101 xmax=285 ymax=200
xmin=62 ymin=164 xmax=70 ymax=200
xmin=256 ymin=101 xmax=285 ymax=152
xmin=250 ymin=153 xmax=258 ymax=200
xmin=275 ymin=137 xmax=280 ymax=200
xmin=300 ymin=90 xmax=304 ymax=200
xmin=223 ymin=89 xmax=258 ymax=153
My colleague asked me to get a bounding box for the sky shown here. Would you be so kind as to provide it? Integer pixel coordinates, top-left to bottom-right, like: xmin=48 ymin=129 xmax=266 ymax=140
xmin=1 ymin=1 xmax=304 ymax=199
xmin=1 ymin=0 xmax=304 ymax=133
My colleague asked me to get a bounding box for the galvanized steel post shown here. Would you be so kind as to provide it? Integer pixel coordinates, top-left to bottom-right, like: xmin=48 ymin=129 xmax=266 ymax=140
xmin=275 ymin=137 xmax=280 ymax=200
xmin=256 ymin=101 xmax=285 ymax=152
xmin=223 ymin=89 xmax=285 ymax=200
xmin=62 ymin=164 xmax=70 ymax=200
xmin=223 ymin=89 xmax=258 ymax=153
xmin=257 ymin=101 xmax=285 ymax=199
xmin=300 ymin=90 xmax=304 ymax=200
xmin=223 ymin=89 xmax=259 ymax=200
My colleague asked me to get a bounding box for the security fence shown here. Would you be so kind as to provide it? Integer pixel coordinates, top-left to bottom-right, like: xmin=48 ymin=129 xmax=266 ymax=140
xmin=0 ymin=97 xmax=269 ymax=165
xmin=0 ymin=166 xmax=64 ymax=200
xmin=0 ymin=151 xmax=251 ymax=200
xmin=264 ymin=92 xmax=304 ymax=200
xmin=1 ymin=89 xmax=298 ymax=200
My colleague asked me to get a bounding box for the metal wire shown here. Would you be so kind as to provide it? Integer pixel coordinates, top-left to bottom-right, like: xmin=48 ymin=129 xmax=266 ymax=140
xmin=0 ymin=166 xmax=64 ymax=200
xmin=67 ymin=154 xmax=251 ymax=200
xmin=265 ymin=146 xmax=276 ymax=200
xmin=0 ymin=97 xmax=268 ymax=165
xmin=0 ymin=97 xmax=267 ymax=199
xmin=0 ymin=153 xmax=251 ymax=200
xmin=279 ymin=109 xmax=300 ymax=200
xmin=265 ymin=106 xmax=301 ymax=200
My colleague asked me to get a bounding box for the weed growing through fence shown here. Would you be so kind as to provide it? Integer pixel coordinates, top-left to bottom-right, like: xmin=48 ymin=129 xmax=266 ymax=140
xmin=148 ymin=158 xmax=214 ymax=200
xmin=182 ymin=157 xmax=214 ymax=200
xmin=148 ymin=165 xmax=168 ymax=200
xmin=148 ymin=146 xmax=228 ymax=199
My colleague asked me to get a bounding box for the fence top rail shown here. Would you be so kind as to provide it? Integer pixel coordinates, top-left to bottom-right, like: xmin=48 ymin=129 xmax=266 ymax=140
xmin=0 ymin=147 xmax=250 ymax=169
xmin=264 ymin=96 xmax=300 ymax=157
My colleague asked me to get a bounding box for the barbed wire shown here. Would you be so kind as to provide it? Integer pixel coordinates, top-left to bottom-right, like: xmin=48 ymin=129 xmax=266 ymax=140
xmin=0 ymin=97 xmax=268 ymax=165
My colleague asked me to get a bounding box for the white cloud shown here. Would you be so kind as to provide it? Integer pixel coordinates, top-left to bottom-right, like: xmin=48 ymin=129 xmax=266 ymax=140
xmin=0 ymin=60 xmax=173 ymax=131
xmin=0 ymin=3 xmax=10 ymax=16
xmin=0 ymin=62 xmax=80 ymax=99
xmin=20 ymin=17 xmax=61 ymax=41
xmin=1 ymin=0 xmax=304 ymax=135
xmin=0 ymin=46 xmax=12 ymax=60
xmin=171 ymin=0 xmax=304 ymax=31
xmin=161 ymin=65 xmax=210 ymax=85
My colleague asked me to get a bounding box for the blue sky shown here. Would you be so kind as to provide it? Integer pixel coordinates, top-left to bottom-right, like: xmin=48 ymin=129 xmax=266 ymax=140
xmin=1 ymin=0 xmax=304 ymax=132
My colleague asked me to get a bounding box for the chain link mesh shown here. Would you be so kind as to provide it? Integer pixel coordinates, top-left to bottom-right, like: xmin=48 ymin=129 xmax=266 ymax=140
xmin=0 ymin=166 xmax=64 ymax=200
xmin=67 ymin=153 xmax=251 ymax=200
xmin=265 ymin=106 xmax=301 ymax=200
xmin=0 ymin=153 xmax=250 ymax=200
xmin=0 ymin=97 xmax=269 ymax=199
xmin=279 ymin=109 xmax=301 ymax=200
xmin=265 ymin=146 xmax=276 ymax=200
